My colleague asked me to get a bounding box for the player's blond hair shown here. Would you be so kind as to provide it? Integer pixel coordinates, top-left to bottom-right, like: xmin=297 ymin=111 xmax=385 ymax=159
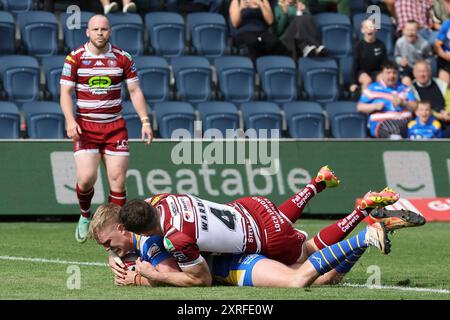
xmin=88 ymin=203 xmax=121 ymax=241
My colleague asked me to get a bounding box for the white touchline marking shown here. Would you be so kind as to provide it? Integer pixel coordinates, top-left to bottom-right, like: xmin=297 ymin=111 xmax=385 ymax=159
xmin=1 ymin=255 xmax=449 ymax=294
xmin=343 ymin=283 xmax=450 ymax=294
xmin=0 ymin=255 xmax=107 ymax=267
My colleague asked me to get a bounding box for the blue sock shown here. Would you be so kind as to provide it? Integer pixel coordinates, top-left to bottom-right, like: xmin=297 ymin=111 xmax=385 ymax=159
xmin=334 ymin=249 xmax=365 ymax=274
xmin=309 ymin=227 xmax=368 ymax=275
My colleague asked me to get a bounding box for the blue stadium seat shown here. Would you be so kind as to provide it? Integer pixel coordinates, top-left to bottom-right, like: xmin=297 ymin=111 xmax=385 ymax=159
xmin=187 ymin=12 xmax=227 ymax=58
xmin=108 ymin=13 xmax=144 ymax=56
xmin=171 ymin=56 xmax=212 ymax=103
xmin=215 ymin=56 xmax=255 ymax=104
xmin=17 ymin=11 xmax=58 ymax=57
xmin=0 ymin=11 xmax=16 ymax=55
xmin=240 ymin=101 xmax=281 ymax=138
xmin=339 ymin=56 xmax=353 ymax=96
xmin=0 ymin=55 xmax=40 ymax=104
xmin=42 ymin=55 xmax=66 ymax=101
xmin=0 ymin=101 xmax=20 ymax=138
xmin=60 ymin=11 xmax=95 ymax=51
xmin=298 ymin=57 xmax=340 ymax=103
xmin=314 ymin=13 xmax=352 ymax=58
xmin=282 ymin=101 xmax=325 ymax=138
xmin=145 ymin=12 xmax=185 ymax=58
xmin=325 ymin=101 xmax=367 ymax=138
xmin=353 ymin=13 xmax=394 ymax=56
xmin=153 ymin=101 xmax=196 ymax=138
xmin=134 ymin=56 xmax=171 ymax=103
xmin=0 ymin=0 xmax=34 ymax=13
xmin=197 ymin=101 xmax=239 ymax=137
xmin=22 ymin=101 xmax=65 ymax=139
xmin=121 ymin=100 xmax=152 ymax=139
xmin=256 ymin=56 xmax=297 ymax=103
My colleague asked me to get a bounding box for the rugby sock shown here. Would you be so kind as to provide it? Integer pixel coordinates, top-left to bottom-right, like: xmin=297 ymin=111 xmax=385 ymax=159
xmin=278 ymin=179 xmax=325 ymax=223
xmin=109 ymin=190 xmax=126 ymax=207
xmin=309 ymin=227 xmax=368 ymax=275
xmin=334 ymin=249 xmax=365 ymax=274
xmin=76 ymin=185 xmax=94 ymax=218
xmin=313 ymin=206 xmax=369 ymax=249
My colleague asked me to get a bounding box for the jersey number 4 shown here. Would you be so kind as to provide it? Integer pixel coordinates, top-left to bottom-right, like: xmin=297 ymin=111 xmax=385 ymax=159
xmin=210 ymin=208 xmax=235 ymax=230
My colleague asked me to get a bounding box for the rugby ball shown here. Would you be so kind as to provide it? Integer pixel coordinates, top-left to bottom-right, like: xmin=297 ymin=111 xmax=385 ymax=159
xmin=122 ymin=253 xmax=139 ymax=271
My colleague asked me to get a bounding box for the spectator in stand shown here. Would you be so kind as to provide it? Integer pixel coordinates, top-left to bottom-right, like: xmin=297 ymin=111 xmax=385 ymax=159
xmin=301 ymin=0 xmax=351 ymax=16
xmin=394 ymin=0 xmax=433 ymax=36
xmin=274 ymin=0 xmax=325 ymax=60
xmin=230 ymin=0 xmax=287 ymax=62
xmin=394 ymin=20 xmax=433 ymax=86
xmin=411 ymin=60 xmax=450 ymax=137
xmin=350 ymin=19 xmax=387 ymax=96
xmin=382 ymin=0 xmax=396 ymax=22
xmin=100 ymin=0 xmax=136 ymax=14
xmin=407 ymin=100 xmax=443 ymax=139
xmin=434 ymin=17 xmax=450 ymax=85
xmin=431 ymin=0 xmax=450 ymax=30
xmin=357 ymin=61 xmax=417 ymax=139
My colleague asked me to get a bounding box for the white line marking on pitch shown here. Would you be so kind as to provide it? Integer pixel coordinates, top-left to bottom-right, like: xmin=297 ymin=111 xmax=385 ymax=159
xmin=343 ymin=283 xmax=450 ymax=294
xmin=0 ymin=255 xmax=107 ymax=267
xmin=1 ymin=255 xmax=449 ymax=294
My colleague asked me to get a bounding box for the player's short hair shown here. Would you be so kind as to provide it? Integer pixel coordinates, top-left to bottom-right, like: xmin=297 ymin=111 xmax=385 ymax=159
xmin=88 ymin=203 xmax=121 ymax=241
xmin=119 ymin=199 xmax=159 ymax=234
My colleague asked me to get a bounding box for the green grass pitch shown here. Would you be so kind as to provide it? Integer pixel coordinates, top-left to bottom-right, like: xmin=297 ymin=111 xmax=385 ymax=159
xmin=0 ymin=220 xmax=449 ymax=300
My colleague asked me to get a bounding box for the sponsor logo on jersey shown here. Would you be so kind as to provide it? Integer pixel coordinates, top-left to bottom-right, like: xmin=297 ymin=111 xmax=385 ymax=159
xmin=172 ymin=251 xmax=188 ymax=262
xmin=88 ymin=76 xmax=111 ymax=94
xmin=147 ymin=243 xmax=161 ymax=258
xmin=66 ymin=55 xmax=76 ymax=64
xmin=94 ymin=60 xmax=105 ymax=67
xmin=151 ymin=195 xmax=162 ymax=206
xmin=107 ymin=59 xmax=117 ymax=67
xmin=82 ymin=60 xmax=92 ymax=66
xmin=164 ymin=238 xmax=175 ymax=252
xmin=62 ymin=63 xmax=72 ymax=76
xmin=130 ymin=62 xmax=137 ymax=73
xmin=180 ymin=197 xmax=194 ymax=223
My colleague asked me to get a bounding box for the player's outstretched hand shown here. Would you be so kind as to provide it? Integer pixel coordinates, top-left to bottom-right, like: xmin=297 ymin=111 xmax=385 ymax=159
xmin=114 ymin=271 xmax=136 ymax=286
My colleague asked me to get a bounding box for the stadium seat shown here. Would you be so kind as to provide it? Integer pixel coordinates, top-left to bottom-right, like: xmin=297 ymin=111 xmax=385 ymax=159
xmin=171 ymin=56 xmax=212 ymax=103
xmin=197 ymin=101 xmax=239 ymax=137
xmin=298 ymin=57 xmax=340 ymax=103
xmin=121 ymin=100 xmax=152 ymax=139
xmin=145 ymin=12 xmax=185 ymax=58
xmin=187 ymin=12 xmax=228 ymax=58
xmin=314 ymin=13 xmax=352 ymax=58
xmin=0 ymin=11 xmax=16 ymax=55
xmin=0 ymin=0 xmax=34 ymax=13
xmin=22 ymin=101 xmax=65 ymax=139
xmin=256 ymin=56 xmax=297 ymax=103
xmin=134 ymin=56 xmax=171 ymax=103
xmin=339 ymin=56 xmax=353 ymax=97
xmin=108 ymin=13 xmax=144 ymax=56
xmin=282 ymin=101 xmax=325 ymax=138
xmin=0 ymin=55 xmax=40 ymax=104
xmin=214 ymin=56 xmax=255 ymax=104
xmin=353 ymin=13 xmax=395 ymax=56
xmin=17 ymin=11 xmax=58 ymax=57
xmin=60 ymin=11 xmax=95 ymax=51
xmin=153 ymin=101 xmax=196 ymax=138
xmin=324 ymin=101 xmax=367 ymax=138
xmin=0 ymin=101 xmax=20 ymax=138
xmin=240 ymin=101 xmax=282 ymax=138
xmin=42 ymin=55 xmax=66 ymax=101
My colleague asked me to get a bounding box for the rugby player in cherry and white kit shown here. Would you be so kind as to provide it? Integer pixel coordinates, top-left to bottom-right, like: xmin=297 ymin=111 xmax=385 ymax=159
xmin=60 ymin=15 xmax=153 ymax=244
